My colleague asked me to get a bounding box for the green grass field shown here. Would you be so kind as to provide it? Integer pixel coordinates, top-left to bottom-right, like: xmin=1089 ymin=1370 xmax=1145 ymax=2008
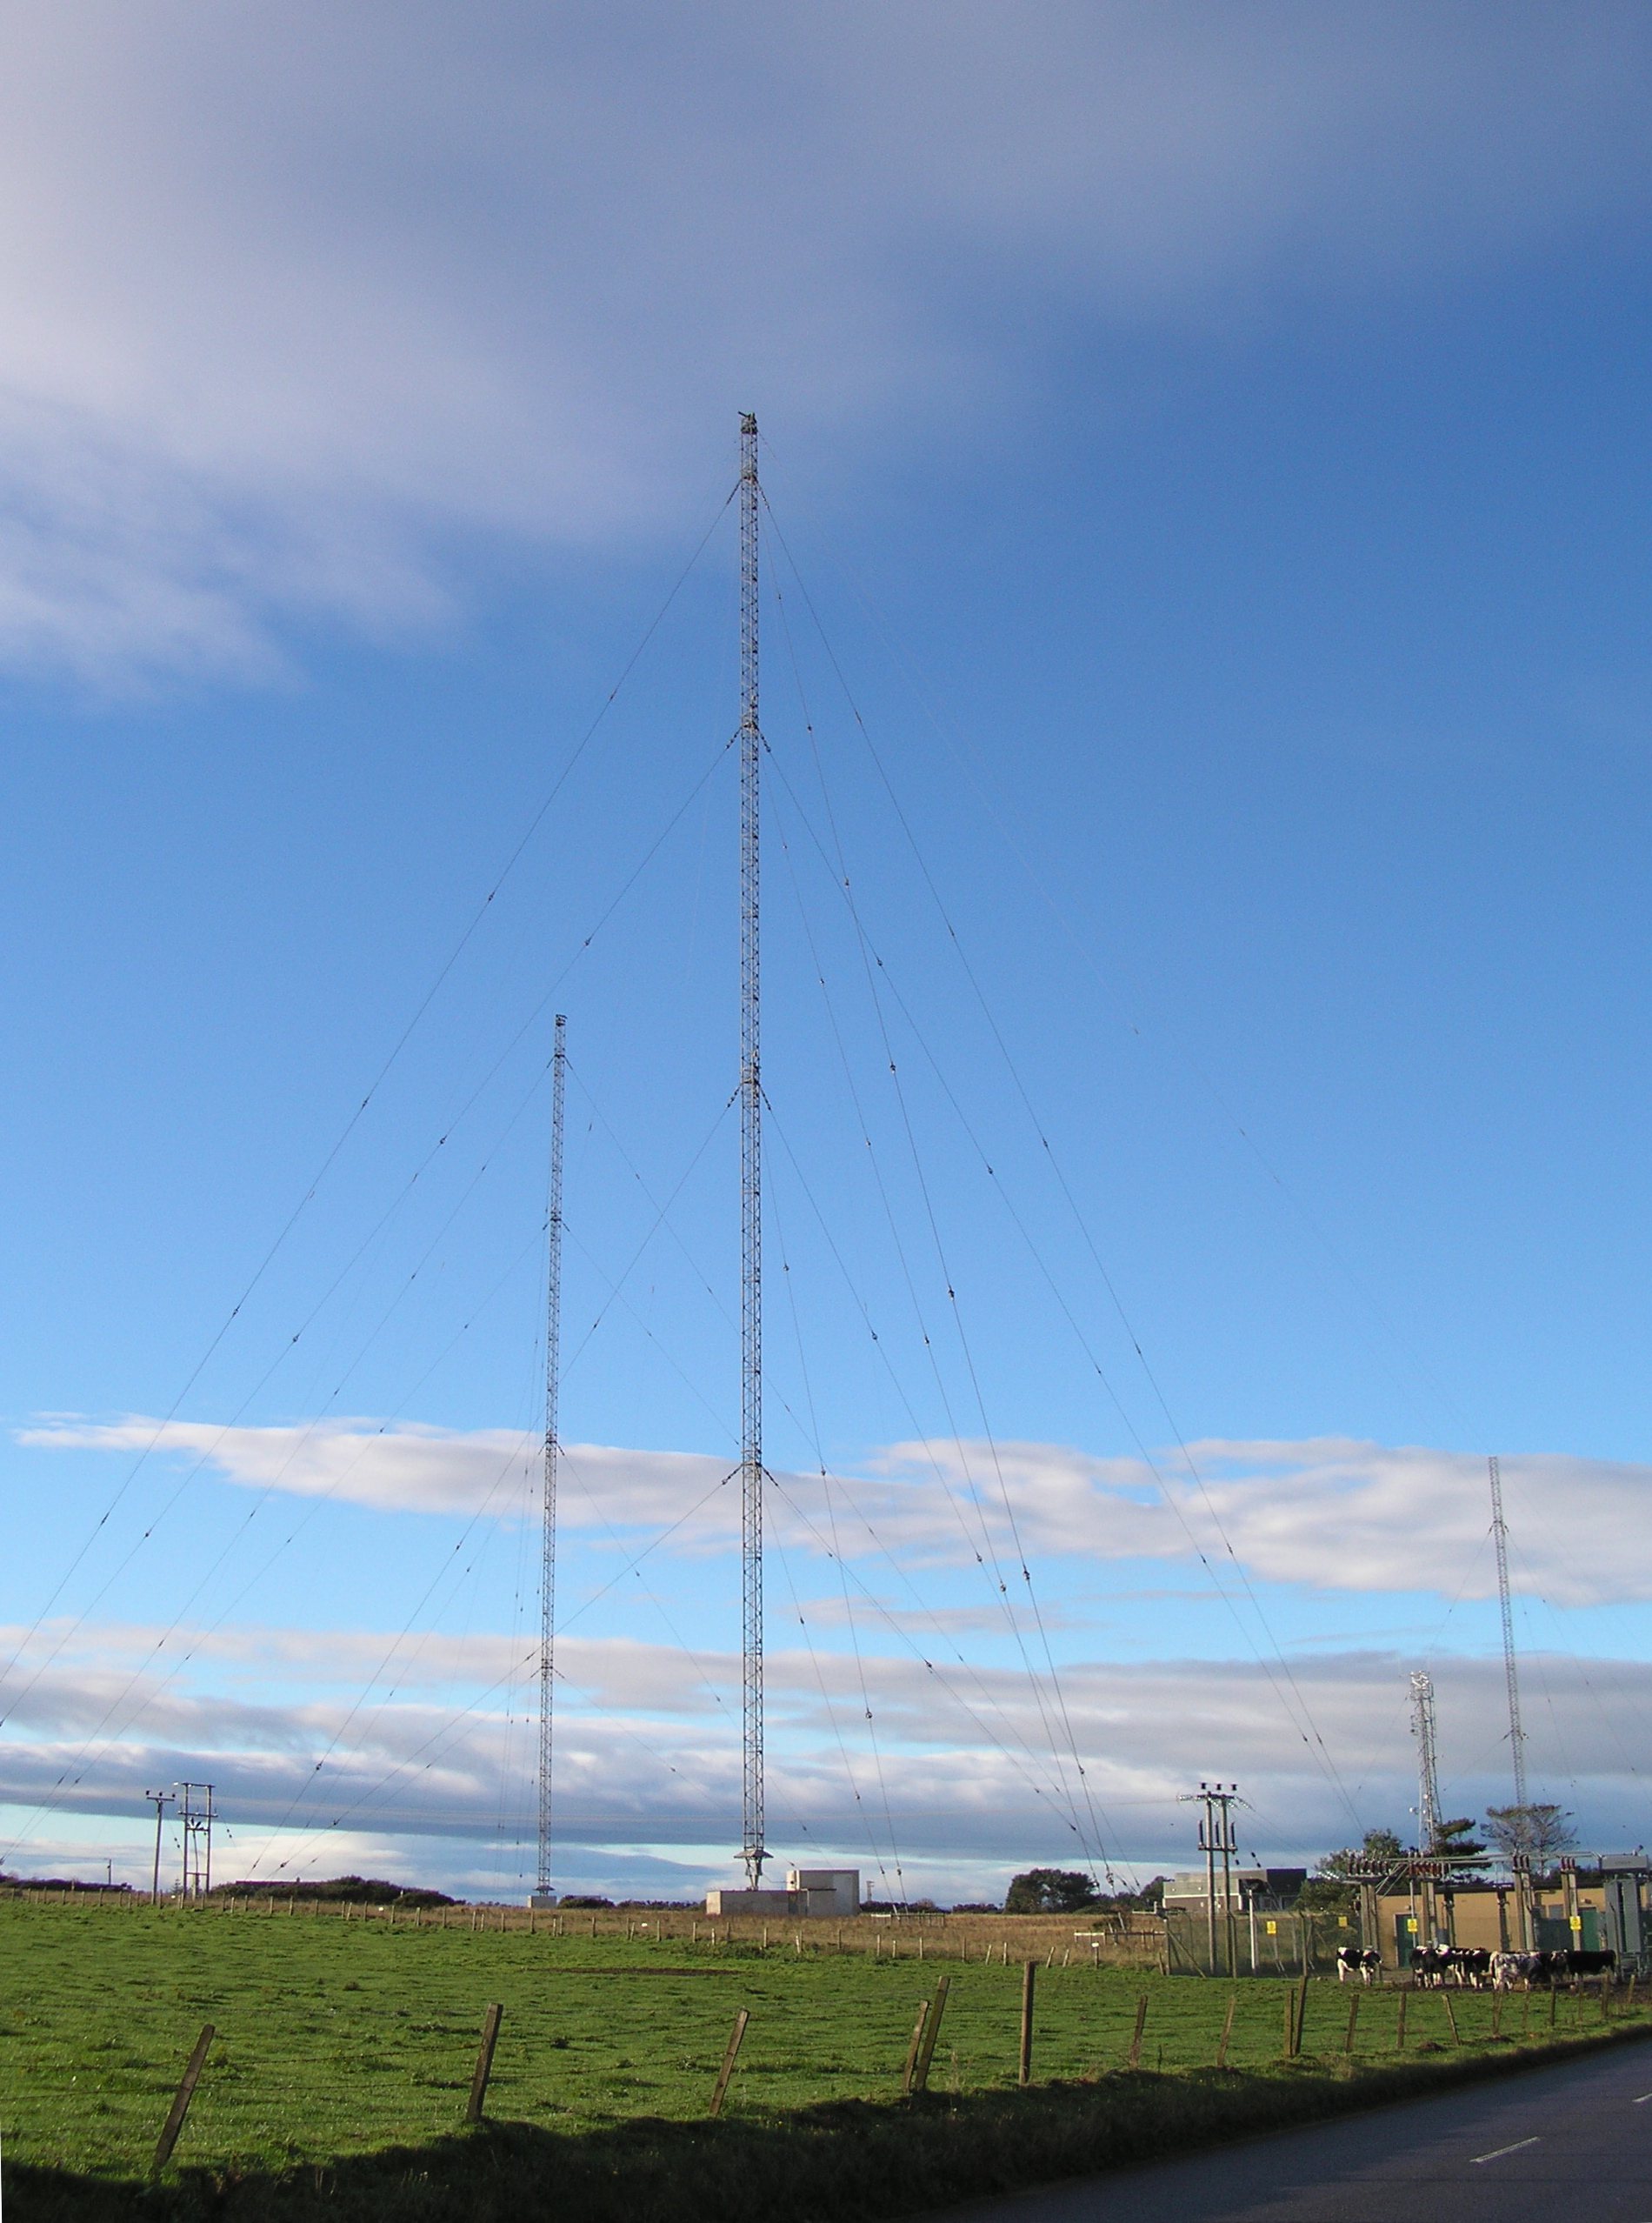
xmin=0 ymin=1896 xmax=1639 ymax=2189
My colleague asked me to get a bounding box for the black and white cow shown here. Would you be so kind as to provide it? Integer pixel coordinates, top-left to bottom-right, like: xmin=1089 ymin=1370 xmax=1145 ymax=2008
xmin=1490 ymin=1950 xmax=1543 ymax=1989
xmin=1409 ymin=1942 xmax=1452 ymax=1986
xmin=1336 ymin=1946 xmax=1381 ymax=1983
xmin=1562 ymin=1947 xmax=1617 ymax=1982
xmin=1410 ymin=1944 xmax=1492 ymax=1987
xmin=1489 ymin=1947 xmax=1616 ymax=1987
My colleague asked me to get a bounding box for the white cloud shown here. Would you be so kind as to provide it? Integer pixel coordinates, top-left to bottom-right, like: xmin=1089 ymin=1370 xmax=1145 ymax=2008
xmin=5 ymin=1617 xmax=1652 ymax=1866
xmin=22 ymin=1418 xmax=1652 ymax=1606
xmin=17 ymin=1415 xmax=730 ymax=1525
xmin=0 ymin=3 xmax=1645 ymax=675
xmin=868 ymin=1435 xmax=1652 ymax=1607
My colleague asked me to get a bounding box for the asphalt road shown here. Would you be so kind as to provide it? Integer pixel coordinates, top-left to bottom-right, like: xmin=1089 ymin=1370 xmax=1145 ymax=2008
xmin=922 ymin=2039 xmax=1652 ymax=2223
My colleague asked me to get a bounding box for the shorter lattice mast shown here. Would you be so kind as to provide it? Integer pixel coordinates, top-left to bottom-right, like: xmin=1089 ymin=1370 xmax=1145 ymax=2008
xmin=1409 ymin=1670 xmax=1442 ymax=1852
xmin=1488 ymin=1455 xmax=1529 ymax=1808
xmin=534 ymin=1014 xmax=567 ymax=1907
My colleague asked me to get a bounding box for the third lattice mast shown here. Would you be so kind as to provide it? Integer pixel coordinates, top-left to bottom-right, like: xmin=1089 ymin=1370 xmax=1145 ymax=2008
xmin=1409 ymin=1669 xmax=1442 ymax=1851
xmin=1488 ymin=1454 xmax=1528 ymax=1808
xmin=738 ymin=413 xmax=766 ymax=1888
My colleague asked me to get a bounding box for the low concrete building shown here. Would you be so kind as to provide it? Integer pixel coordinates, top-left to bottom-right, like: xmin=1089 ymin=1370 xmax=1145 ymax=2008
xmin=787 ymin=1867 xmax=860 ymax=1916
xmin=704 ymin=1869 xmax=861 ymax=1919
xmin=703 ymin=1887 xmax=801 ymax=1918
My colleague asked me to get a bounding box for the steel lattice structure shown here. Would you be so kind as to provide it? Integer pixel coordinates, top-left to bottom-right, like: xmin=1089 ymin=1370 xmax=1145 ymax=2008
xmin=1409 ymin=1669 xmax=1442 ymax=1852
xmin=738 ymin=413 xmax=766 ymax=1887
xmin=536 ymin=1013 xmax=566 ymax=1901
xmin=1488 ymin=1454 xmax=1529 ymax=1808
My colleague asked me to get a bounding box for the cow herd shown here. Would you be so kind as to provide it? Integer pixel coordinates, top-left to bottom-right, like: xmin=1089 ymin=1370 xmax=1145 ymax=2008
xmin=1335 ymin=1942 xmax=1620 ymax=1988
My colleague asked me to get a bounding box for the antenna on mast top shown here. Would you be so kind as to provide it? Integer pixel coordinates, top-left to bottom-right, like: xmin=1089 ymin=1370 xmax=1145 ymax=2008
xmin=737 ymin=412 xmax=765 ymax=1890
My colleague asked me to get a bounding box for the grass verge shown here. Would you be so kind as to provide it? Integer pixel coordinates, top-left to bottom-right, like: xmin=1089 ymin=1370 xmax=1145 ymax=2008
xmin=8 ymin=2018 xmax=1651 ymax=2222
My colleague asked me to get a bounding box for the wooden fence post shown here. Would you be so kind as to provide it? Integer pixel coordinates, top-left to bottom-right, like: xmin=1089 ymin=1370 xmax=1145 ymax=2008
xmin=1442 ymin=1991 xmax=1460 ymax=2046
xmin=1216 ymin=1992 xmax=1236 ymax=2068
xmin=1343 ymin=1992 xmax=1359 ymax=2054
xmin=1019 ymin=1959 xmax=1036 ymax=2085
xmin=1293 ymin=1972 xmax=1309 ymax=2056
xmin=466 ymin=2005 xmax=503 ymax=2123
xmin=1282 ymin=1986 xmax=1294 ymax=2059
xmin=1396 ymin=1988 xmax=1407 ymax=2050
xmin=902 ymin=1999 xmax=931 ymax=2095
xmin=151 ymin=2025 xmax=214 ymax=2175
xmin=912 ymin=1973 xmax=949 ymax=2094
xmin=1127 ymin=1993 xmax=1148 ymax=2070
xmin=709 ymin=2009 xmax=749 ymax=2117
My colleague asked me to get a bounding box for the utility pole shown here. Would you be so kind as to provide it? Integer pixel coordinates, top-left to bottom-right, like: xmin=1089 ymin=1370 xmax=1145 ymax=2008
xmin=144 ymin=1788 xmax=175 ymax=1905
xmin=534 ymin=1013 xmax=566 ymax=1911
xmin=737 ymin=412 xmax=766 ymax=1890
xmin=1488 ymin=1456 xmax=1529 ymax=1809
xmin=1180 ymin=1782 xmax=1239 ymax=1974
xmin=176 ymin=1783 xmax=214 ymax=1899
xmin=1213 ymin=1785 xmax=1239 ymax=1975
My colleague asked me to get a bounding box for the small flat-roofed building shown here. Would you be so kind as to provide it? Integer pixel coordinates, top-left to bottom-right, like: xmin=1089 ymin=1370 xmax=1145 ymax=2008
xmin=786 ymin=1867 xmax=860 ymax=1916
xmin=704 ymin=1868 xmax=861 ymax=1919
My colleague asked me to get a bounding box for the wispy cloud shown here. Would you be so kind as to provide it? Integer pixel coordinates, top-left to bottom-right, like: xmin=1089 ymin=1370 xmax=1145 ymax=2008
xmin=0 ymin=3 xmax=1646 ymax=676
xmin=23 ymin=1418 xmax=1652 ymax=1606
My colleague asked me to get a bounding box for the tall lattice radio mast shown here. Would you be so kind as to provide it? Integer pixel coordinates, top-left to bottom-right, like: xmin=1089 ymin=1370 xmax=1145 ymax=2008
xmin=534 ymin=1012 xmax=566 ymax=1907
xmin=1409 ymin=1669 xmax=1442 ymax=1852
xmin=1488 ymin=1454 xmax=1529 ymax=1808
xmin=738 ymin=412 xmax=766 ymax=1888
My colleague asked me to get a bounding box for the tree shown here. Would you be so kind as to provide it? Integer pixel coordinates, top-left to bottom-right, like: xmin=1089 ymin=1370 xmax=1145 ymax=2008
xmin=1298 ymin=1872 xmax=1356 ymax=1912
xmin=1307 ymin=1827 xmax=1408 ymax=1910
xmin=1316 ymin=1827 xmax=1406 ymax=1879
xmin=1004 ymin=1868 xmax=1096 ymax=1914
xmin=1484 ymin=1803 xmax=1577 ymax=1872
xmin=1429 ymin=1817 xmax=1486 ymax=1859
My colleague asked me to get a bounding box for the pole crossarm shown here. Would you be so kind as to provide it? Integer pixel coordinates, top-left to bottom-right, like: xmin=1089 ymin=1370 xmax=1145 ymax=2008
xmin=1342 ymin=1856 xmax=1491 ymax=1888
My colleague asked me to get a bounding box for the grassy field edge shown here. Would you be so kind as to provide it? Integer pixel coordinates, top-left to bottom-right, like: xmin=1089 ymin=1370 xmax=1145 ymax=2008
xmin=8 ymin=2014 xmax=1650 ymax=2223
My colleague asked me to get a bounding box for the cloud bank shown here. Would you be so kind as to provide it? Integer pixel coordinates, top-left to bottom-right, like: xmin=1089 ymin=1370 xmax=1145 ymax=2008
xmin=23 ymin=1417 xmax=1651 ymax=1605
xmin=4 ymin=1617 xmax=1650 ymax=1868
xmin=0 ymin=3 xmax=1647 ymax=675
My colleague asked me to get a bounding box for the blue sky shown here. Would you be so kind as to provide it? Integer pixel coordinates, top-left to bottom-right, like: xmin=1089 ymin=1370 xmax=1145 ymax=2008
xmin=3 ymin=3 xmax=1652 ymax=1901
